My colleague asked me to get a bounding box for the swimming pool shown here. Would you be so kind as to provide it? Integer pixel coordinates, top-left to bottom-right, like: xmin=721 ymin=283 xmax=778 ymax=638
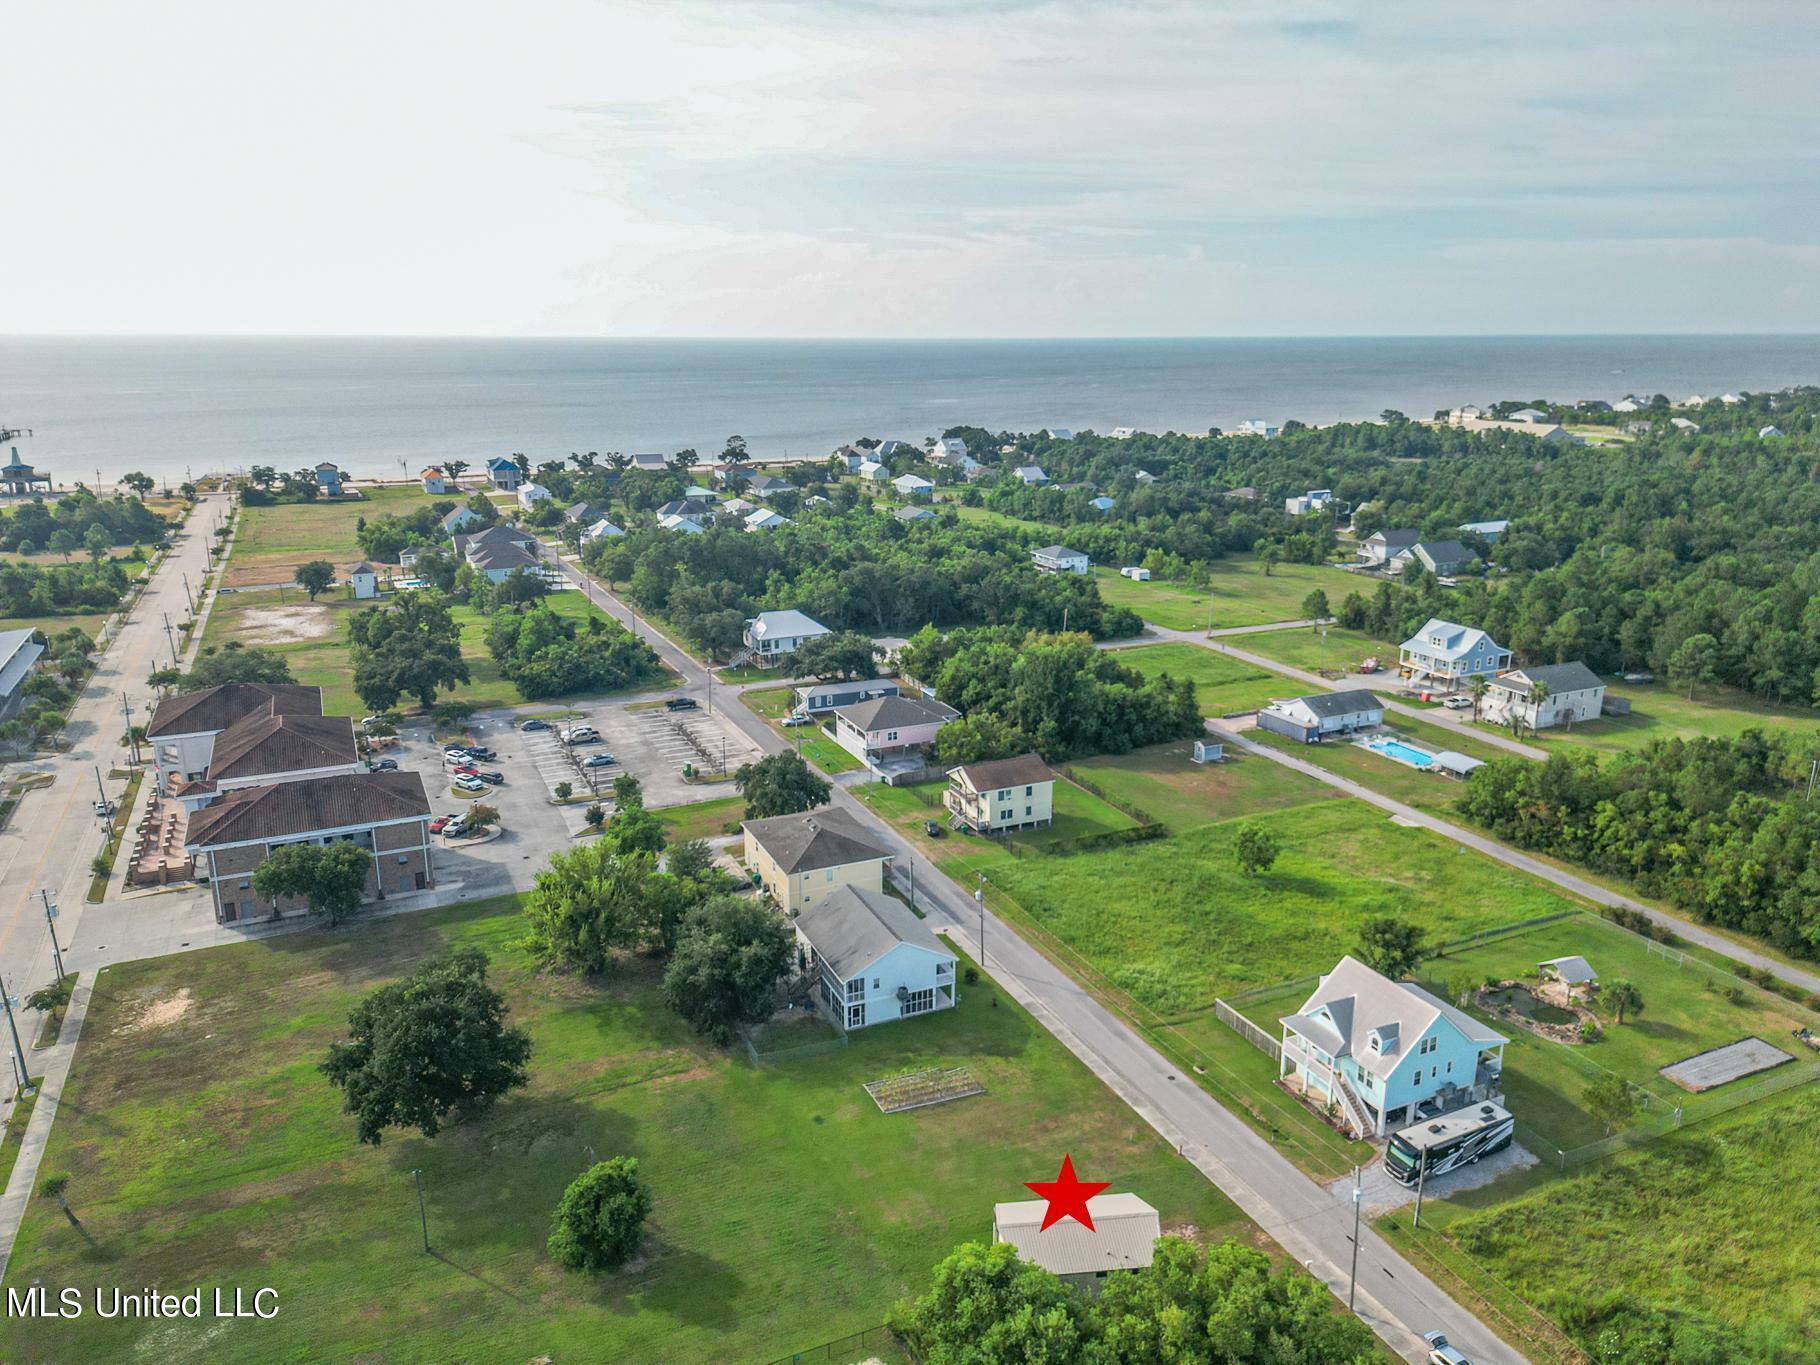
xmin=1364 ymin=737 xmax=1435 ymax=769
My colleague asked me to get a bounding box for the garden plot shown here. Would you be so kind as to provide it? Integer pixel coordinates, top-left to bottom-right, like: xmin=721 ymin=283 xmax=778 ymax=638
xmin=1661 ymin=1037 xmax=1795 ymax=1093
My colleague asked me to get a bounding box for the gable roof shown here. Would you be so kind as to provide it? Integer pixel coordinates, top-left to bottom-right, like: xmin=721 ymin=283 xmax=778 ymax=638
xmin=835 ymin=694 xmax=959 ymax=732
xmin=1366 ymin=528 xmax=1421 ymax=549
xmin=563 ymin=501 xmax=598 ymax=523
xmin=1409 ymin=539 xmax=1477 ymax=569
xmin=467 ymin=540 xmax=541 ymax=573
xmin=440 ymin=505 xmax=481 ymax=529
xmin=186 ymin=770 xmax=431 ymax=849
xmin=1488 ymin=661 xmax=1603 ymax=695
xmin=454 ymin=523 xmax=533 ymax=553
xmin=951 ymin=753 xmax=1053 ymax=792
xmin=743 ymin=806 xmax=890 ymax=874
xmin=746 ymin=610 xmax=828 ymax=641
xmin=793 ymin=884 xmax=950 ymax=977
xmin=893 ymin=505 xmax=934 ymax=522
xmin=207 ymin=712 xmax=358 ymax=781
xmin=486 ymin=456 xmax=520 ymax=472
xmin=1283 ymin=956 xmax=1505 ymax=1082
xmin=993 ymin=1193 xmax=1159 ymax=1276
xmin=1401 ymin=617 xmax=1503 ymax=663
xmin=147 ymin=683 xmax=324 ymax=738
xmin=1014 ymin=465 xmax=1047 ymax=480
xmin=346 ymin=561 xmax=376 ymax=575
xmin=657 ymin=497 xmax=716 ymax=519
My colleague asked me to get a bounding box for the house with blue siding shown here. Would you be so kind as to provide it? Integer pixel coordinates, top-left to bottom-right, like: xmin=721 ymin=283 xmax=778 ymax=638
xmin=1398 ymin=617 xmax=1511 ymax=685
xmin=794 ymin=885 xmax=957 ymax=1031
xmin=1279 ymin=956 xmax=1506 ymax=1138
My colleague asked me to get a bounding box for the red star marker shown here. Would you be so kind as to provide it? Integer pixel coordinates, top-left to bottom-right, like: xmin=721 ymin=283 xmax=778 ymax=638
xmin=1024 ymin=1154 xmax=1111 ymax=1231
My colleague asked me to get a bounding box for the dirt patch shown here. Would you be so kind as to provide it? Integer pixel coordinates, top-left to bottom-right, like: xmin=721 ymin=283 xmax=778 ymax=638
xmin=236 ymin=604 xmax=335 ymax=646
xmin=117 ymin=987 xmax=195 ymax=1034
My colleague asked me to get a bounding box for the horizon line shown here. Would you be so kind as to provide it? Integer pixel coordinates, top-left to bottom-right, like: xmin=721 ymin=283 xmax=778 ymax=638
xmin=5 ymin=330 xmax=1820 ymax=344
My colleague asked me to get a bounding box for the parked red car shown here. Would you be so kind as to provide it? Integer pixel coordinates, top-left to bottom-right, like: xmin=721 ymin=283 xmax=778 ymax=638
xmin=430 ymin=815 xmax=454 ymax=834
xmin=451 ymin=764 xmax=480 ymax=777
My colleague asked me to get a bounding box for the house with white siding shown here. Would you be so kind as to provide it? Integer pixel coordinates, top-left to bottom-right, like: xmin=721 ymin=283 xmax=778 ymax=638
xmin=1032 ymin=544 xmax=1090 ymax=575
xmin=743 ymin=609 xmax=830 ymax=659
xmin=1256 ymin=691 xmax=1384 ymax=743
xmin=1484 ymin=663 xmax=1606 ymax=731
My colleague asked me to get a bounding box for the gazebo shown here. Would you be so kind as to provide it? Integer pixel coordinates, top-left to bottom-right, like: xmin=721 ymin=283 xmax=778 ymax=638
xmin=0 ymin=448 xmax=50 ymax=497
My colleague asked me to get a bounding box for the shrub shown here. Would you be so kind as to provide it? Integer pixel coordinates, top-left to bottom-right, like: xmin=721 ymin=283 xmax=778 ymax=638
xmin=547 ymin=1157 xmax=652 ymax=1273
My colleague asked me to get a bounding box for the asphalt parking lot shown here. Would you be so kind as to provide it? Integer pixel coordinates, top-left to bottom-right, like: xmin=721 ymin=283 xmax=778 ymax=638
xmin=508 ymin=702 xmax=763 ymax=809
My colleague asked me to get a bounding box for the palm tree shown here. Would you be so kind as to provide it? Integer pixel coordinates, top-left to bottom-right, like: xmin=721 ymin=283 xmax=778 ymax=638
xmin=1469 ymin=675 xmax=1489 ymax=722
xmin=1525 ymin=680 xmax=1551 ymax=735
xmin=572 ymin=450 xmax=597 ymax=471
xmin=1600 ymin=977 xmax=1643 ymax=1025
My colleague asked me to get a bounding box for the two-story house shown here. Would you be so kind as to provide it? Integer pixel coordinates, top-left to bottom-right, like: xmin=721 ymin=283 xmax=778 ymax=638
xmin=794 ymin=885 xmax=957 ymax=1031
xmin=485 ymin=456 xmax=524 ymax=492
xmin=742 ymin=806 xmax=891 ymax=913
xmin=831 ymin=694 xmax=958 ymax=765
xmin=1278 ymin=956 xmax=1507 ymax=1138
xmin=1398 ymin=618 xmax=1512 ymax=685
xmin=1356 ymin=528 xmax=1420 ymax=567
xmin=742 ymin=609 xmax=830 ymax=661
xmin=944 ymin=753 xmax=1055 ymax=835
xmin=1031 ymin=544 xmax=1090 ymax=575
xmin=1484 ymin=662 xmax=1607 ymax=731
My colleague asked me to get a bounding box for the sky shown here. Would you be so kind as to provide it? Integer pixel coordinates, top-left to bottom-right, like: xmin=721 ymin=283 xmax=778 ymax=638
xmin=5 ymin=0 xmax=1818 ymax=338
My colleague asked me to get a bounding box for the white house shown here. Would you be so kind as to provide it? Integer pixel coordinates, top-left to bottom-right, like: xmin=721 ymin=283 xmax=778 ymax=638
xmin=452 ymin=524 xmax=543 ymax=583
xmin=1720 ymin=393 xmax=1744 ymax=406
xmin=1286 ymin=489 xmax=1335 ymax=516
xmin=1612 ymin=399 xmax=1643 ymax=413
xmin=420 ymin=467 xmax=451 ymax=494
xmin=1447 ymin=405 xmax=1488 ymax=423
xmin=631 ymin=452 xmax=671 ymax=473
xmin=1279 ymin=956 xmax=1507 ymax=1138
xmin=1256 ymin=690 xmax=1384 ymax=744
xmin=1357 ymin=528 xmax=1420 ymax=566
xmin=893 ymin=505 xmax=935 ymax=524
xmin=1760 ymin=425 xmax=1785 ymax=439
xmin=1454 ymin=417 xmax=1577 ymax=443
xmin=1670 ymin=417 xmax=1701 ymax=432
xmin=658 ymin=513 xmax=705 ymax=535
xmin=1399 ymin=618 xmax=1512 ymax=684
xmin=720 ymin=497 xmax=757 ymax=517
xmin=1457 ymin=519 xmax=1510 ymax=542
xmin=1048 ymin=427 xmax=1074 ymax=440
xmin=345 ymin=561 xmax=379 ymax=600
xmin=743 ymin=609 xmax=830 ymax=659
xmin=1483 ymin=662 xmax=1606 ymax=731
xmin=1119 ymin=566 xmax=1151 ymax=581
xmin=931 ymin=435 xmax=969 ymax=461
xmin=1236 ymin=419 xmax=1280 ymax=438
xmin=441 ymin=504 xmax=484 ymax=536
xmin=858 ymin=459 xmax=890 ymax=482
xmin=1012 ymin=465 xmax=1049 ymax=486
xmin=485 ymin=457 xmax=524 ymax=492
xmin=1134 ymin=469 xmax=1157 ymax=484
xmin=794 ymin=884 xmax=957 ymax=1031
xmin=580 ymin=518 xmax=625 ymax=542
xmin=1507 ymin=408 xmax=1548 ymax=423
xmin=745 ymin=507 xmax=792 ymax=531
xmin=894 ymin=473 xmax=935 ymax=499
xmin=994 ymin=1193 xmax=1159 ymax=1289
xmin=748 ymin=473 xmax=794 ymax=498
xmin=831 ymin=694 xmax=958 ymax=764
xmin=1109 ymin=427 xmax=1136 ymax=439
xmin=516 ymin=482 xmax=553 ymax=511
xmin=876 ymin=439 xmax=915 ymax=457
xmin=0 ymin=628 xmax=44 ymax=723
xmin=1032 ymin=544 xmax=1090 ymax=575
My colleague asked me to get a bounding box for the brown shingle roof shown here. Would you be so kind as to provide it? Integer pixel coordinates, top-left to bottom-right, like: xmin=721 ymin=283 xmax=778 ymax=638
xmin=207 ymin=713 xmax=358 ymax=781
xmin=146 ymin=683 xmax=323 ymax=738
xmin=950 ymin=753 xmax=1052 ymax=792
xmin=186 ymin=771 xmax=431 ymax=849
xmin=742 ymin=806 xmax=891 ymax=874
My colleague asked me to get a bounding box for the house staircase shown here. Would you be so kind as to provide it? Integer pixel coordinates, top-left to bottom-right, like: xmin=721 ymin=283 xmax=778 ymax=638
xmin=1335 ymin=1073 xmax=1375 ymax=1140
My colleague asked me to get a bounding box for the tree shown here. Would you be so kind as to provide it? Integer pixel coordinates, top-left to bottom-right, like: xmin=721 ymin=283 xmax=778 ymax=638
xmin=185 ymin=642 xmax=294 ymax=686
xmin=320 ymin=947 xmax=531 ymax=1145
xmin=890 ymin=1241 xmax=1092 ymax=1364
xmin=934 ymin=711 xmax=1039 ymax=766
xmin=294 ymin=560 xmax=336 ymax=601
xmin=47 ymin=529 xmax=76 ymax=562
xmin=1355 ymin=915 xmax=1430 ymax=979
xmin=662 ymin=897 xmax=793 ymax=1042
xmin=465 ymin=802 xmax=500 ymax=832
xmin=788 ymin=631 xmax=877 ymax=681
xmin=1584 ymin=1073 xmax=1637 ymax=1134
xmin=734 ymin=749 xmax=831 ymax=820
xmin=667 ymin=838 xmax=714 ymax=881
xmin=604 ymin=802 xmax=666 ymax=857
xmin=1257 ymin=544 xmax=1282 ymax=577
xmin=1300 ymin=588 xmax=1330 ymax=620
xmin=1469 ymin=674 xmax=1490 ymax=722
xmin=248 ymin=466 xmax=277 ymax=490
xmin=553 ymin=780 xmax=573 ymax=802
xmin=121 ymin=471 xmax=155 ymax=498
xmin=348 ymin=590 xmax=471 ymax=711
xmin=1232 ymin=823 xmax=1279 ymax=876
xmin=250 ymin=842 xmax=372 ymax=925
xmin=522 ymin=844 xmax=659 ymax=972
xmin=1668 ymin=633 xmax=1719 ymax=700
xmin=443 ymin=459 xmax=469 ymax=484
xmin=38 ymin=1172 xmax=87 ymax=1235
xmin=612 ymin=772 xmax=643 ymax=806
xmin=547 ymin=1157 xmax=652 ymax=1272
xmin=494 ymin=567 xmax=549 ymax=610
xmin=83 ymin=525 xmax=111 ymax=562
xmin=1600 ymin=976 xmax=1644 ymax=1025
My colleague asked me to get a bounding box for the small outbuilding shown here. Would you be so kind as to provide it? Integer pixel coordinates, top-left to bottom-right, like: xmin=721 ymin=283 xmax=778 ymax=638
xmin=345 ymin=562 xmax=379 ymax=600
xmin=992 ymin=1193 xmax=1160 ymax=1291
xmin=1538 ymin=956 xmax=1599 ymax=999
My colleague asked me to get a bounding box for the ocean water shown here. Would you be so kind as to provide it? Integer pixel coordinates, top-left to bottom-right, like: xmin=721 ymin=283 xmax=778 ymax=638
xmin=3 ymin=334 xmax=1818 ymax=485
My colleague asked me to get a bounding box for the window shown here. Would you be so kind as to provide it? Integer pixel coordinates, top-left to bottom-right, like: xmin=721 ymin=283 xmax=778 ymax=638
xmin=998 ymin=788 xmax=1010 ymax=799
xmin=873 ymin=978 xmax=880 ymax=989
xmin=1367 ymin=1035 xmax=1380 ymax=1054
xmin=1446 ymin=1060 xmax=1453 ymax=1074
xmin=1024 ymin=806 xmax=1031 ymax=817
xmin=1024 ymin=785 xmax=1033 ymax=796
xmin=1419 ymin=1036 xmax=1437 ymax=1057
xmin=825 ymin=869 xmax=833 ymax=882
xmin=886 ymin=730 xmax=898 ymax=742
xmin=903 ymin=988 xmax=934 ymax=1016
xmin=845 ymin=978 xmax=864 ymax=1001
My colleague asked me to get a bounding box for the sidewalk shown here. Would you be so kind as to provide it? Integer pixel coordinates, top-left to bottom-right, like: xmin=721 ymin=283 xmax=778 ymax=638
xmin=0 ymin=975 xmax=94 ymax=1282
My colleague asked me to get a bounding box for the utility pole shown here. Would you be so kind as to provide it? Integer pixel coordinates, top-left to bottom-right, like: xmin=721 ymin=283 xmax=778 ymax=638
xmin=121 ymin=692 xmax=139 ymax=765
xmin=94 ymin=765 xmax=108 ymax=809
xmin=162 ymin=612 xmax=179 ymax=663
xmin=41 ymin=891 xmax=64 ymax=984
xmin=181 ymin=572 xmax=195 ymax=615
xmin=1347 ymin=1166 xmax=1362 ymax=1310
xmin=412 ymin=1169 xmax=430 ymax=1252
xmin=707 ymin=669 xmax=714 ymax=716
xmin=1 ymin=979 xmax=29 ymax=1097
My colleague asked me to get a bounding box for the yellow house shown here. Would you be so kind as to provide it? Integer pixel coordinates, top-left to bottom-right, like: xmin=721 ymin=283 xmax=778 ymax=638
xmin=944 ymin=753 xmax=1055 ymax=835
xmin=742 ymin=806 xmax=893 ymax=913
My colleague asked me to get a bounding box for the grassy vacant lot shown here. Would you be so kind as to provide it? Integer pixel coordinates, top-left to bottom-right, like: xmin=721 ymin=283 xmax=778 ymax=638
xmin=0 ymin=610 xmax=117 ymax=640
xmin=1073 ymin=741 xmax=1336 ymax=829
xmin=1229 ymin=623 xmax=1395 ymax=676
xmin=1404 ymin=1085 xmax=1820 ymax=1361
xmin=744 ymin=686 xmax=865 ymax=774
xmin=1529 ymin=679 xmax=1820 ymax=759
xmin=655 ymin=793 xmax=746 ymax=844
xmin=1109 ymin=643 xmax=1290 ymax=717
xmin=1239 ymin=912 xmax=1820 ymax=1150
xmin=200 ymin=586 xmax=654 ymax=715
xmin=1092 ymin=558 xmax=1366 ymax=631
xmin=3 ymin=897 xmax=1245 ymax=1364
xmin=227 ymin=487 xmax=443 ymax=587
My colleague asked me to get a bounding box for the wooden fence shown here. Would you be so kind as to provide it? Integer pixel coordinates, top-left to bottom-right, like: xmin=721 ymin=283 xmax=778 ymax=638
xmin=1213 ymin=999 xmax=1281 ymax=1062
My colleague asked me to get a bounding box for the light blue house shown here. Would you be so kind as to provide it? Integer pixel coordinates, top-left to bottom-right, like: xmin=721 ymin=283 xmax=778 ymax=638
xmin=1279 ymin=956 xmax=1506 ymax=1138
xmin=1089 ymin=495 xmax=1116 ymax=512
xmin=313 ymin=462 xmax=344 ymax=496
xmin=794 ymin=885 xmax=958 ymax=1031
xmin=1398 ymin=617 xmax=1512 ymax=685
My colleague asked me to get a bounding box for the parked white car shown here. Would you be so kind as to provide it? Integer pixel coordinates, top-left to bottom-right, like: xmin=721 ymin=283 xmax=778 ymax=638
xmin=1443 ymin=695 xmax=1474 ymax=710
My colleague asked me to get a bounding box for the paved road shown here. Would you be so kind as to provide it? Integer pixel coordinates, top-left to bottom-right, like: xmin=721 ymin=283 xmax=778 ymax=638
xmin=547 ymin=555 xmax=1522 ymax=1363
xmin=1207 ymin=720 xmax=1820 ymax=997
xmin=1122 ymin=622 xmax=1549 ymax=760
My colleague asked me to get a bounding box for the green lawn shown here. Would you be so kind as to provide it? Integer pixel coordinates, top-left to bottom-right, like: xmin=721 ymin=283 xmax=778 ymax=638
xmin=656 ymin=794 xmax=747 ymax=844
xmin=1247 ymin=716 xmax=1510 ymax=815
xmin=227 ymin=487 xmax=444 ymax=586
xmin=1229 ymin=624 xmax=1395 ymax=677
xmin=948 ymin=504 xmax=1060 ymax=535
xmin=1072 ymin=741 xmax=1338 ymax=830
xmin=744 ymin=687 xmax=865 ymax=774
xmin=0 ymin=611 xmax=117 ymax=641
xmin=201 ymin=586 xmax=663 ymax=714
xmin=1404 ymin=1085 xmax=1820 ymax=1361
xmin=1527 ymin=679 xmax=1820 ymax=758
xmin=1109 ymin=643 xmax=1291 ymax=717
xmin=1093 ymin=559 xmax=1367 ymax=631
xmin=2 ymin=896 xmax=1247 ymax=1364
